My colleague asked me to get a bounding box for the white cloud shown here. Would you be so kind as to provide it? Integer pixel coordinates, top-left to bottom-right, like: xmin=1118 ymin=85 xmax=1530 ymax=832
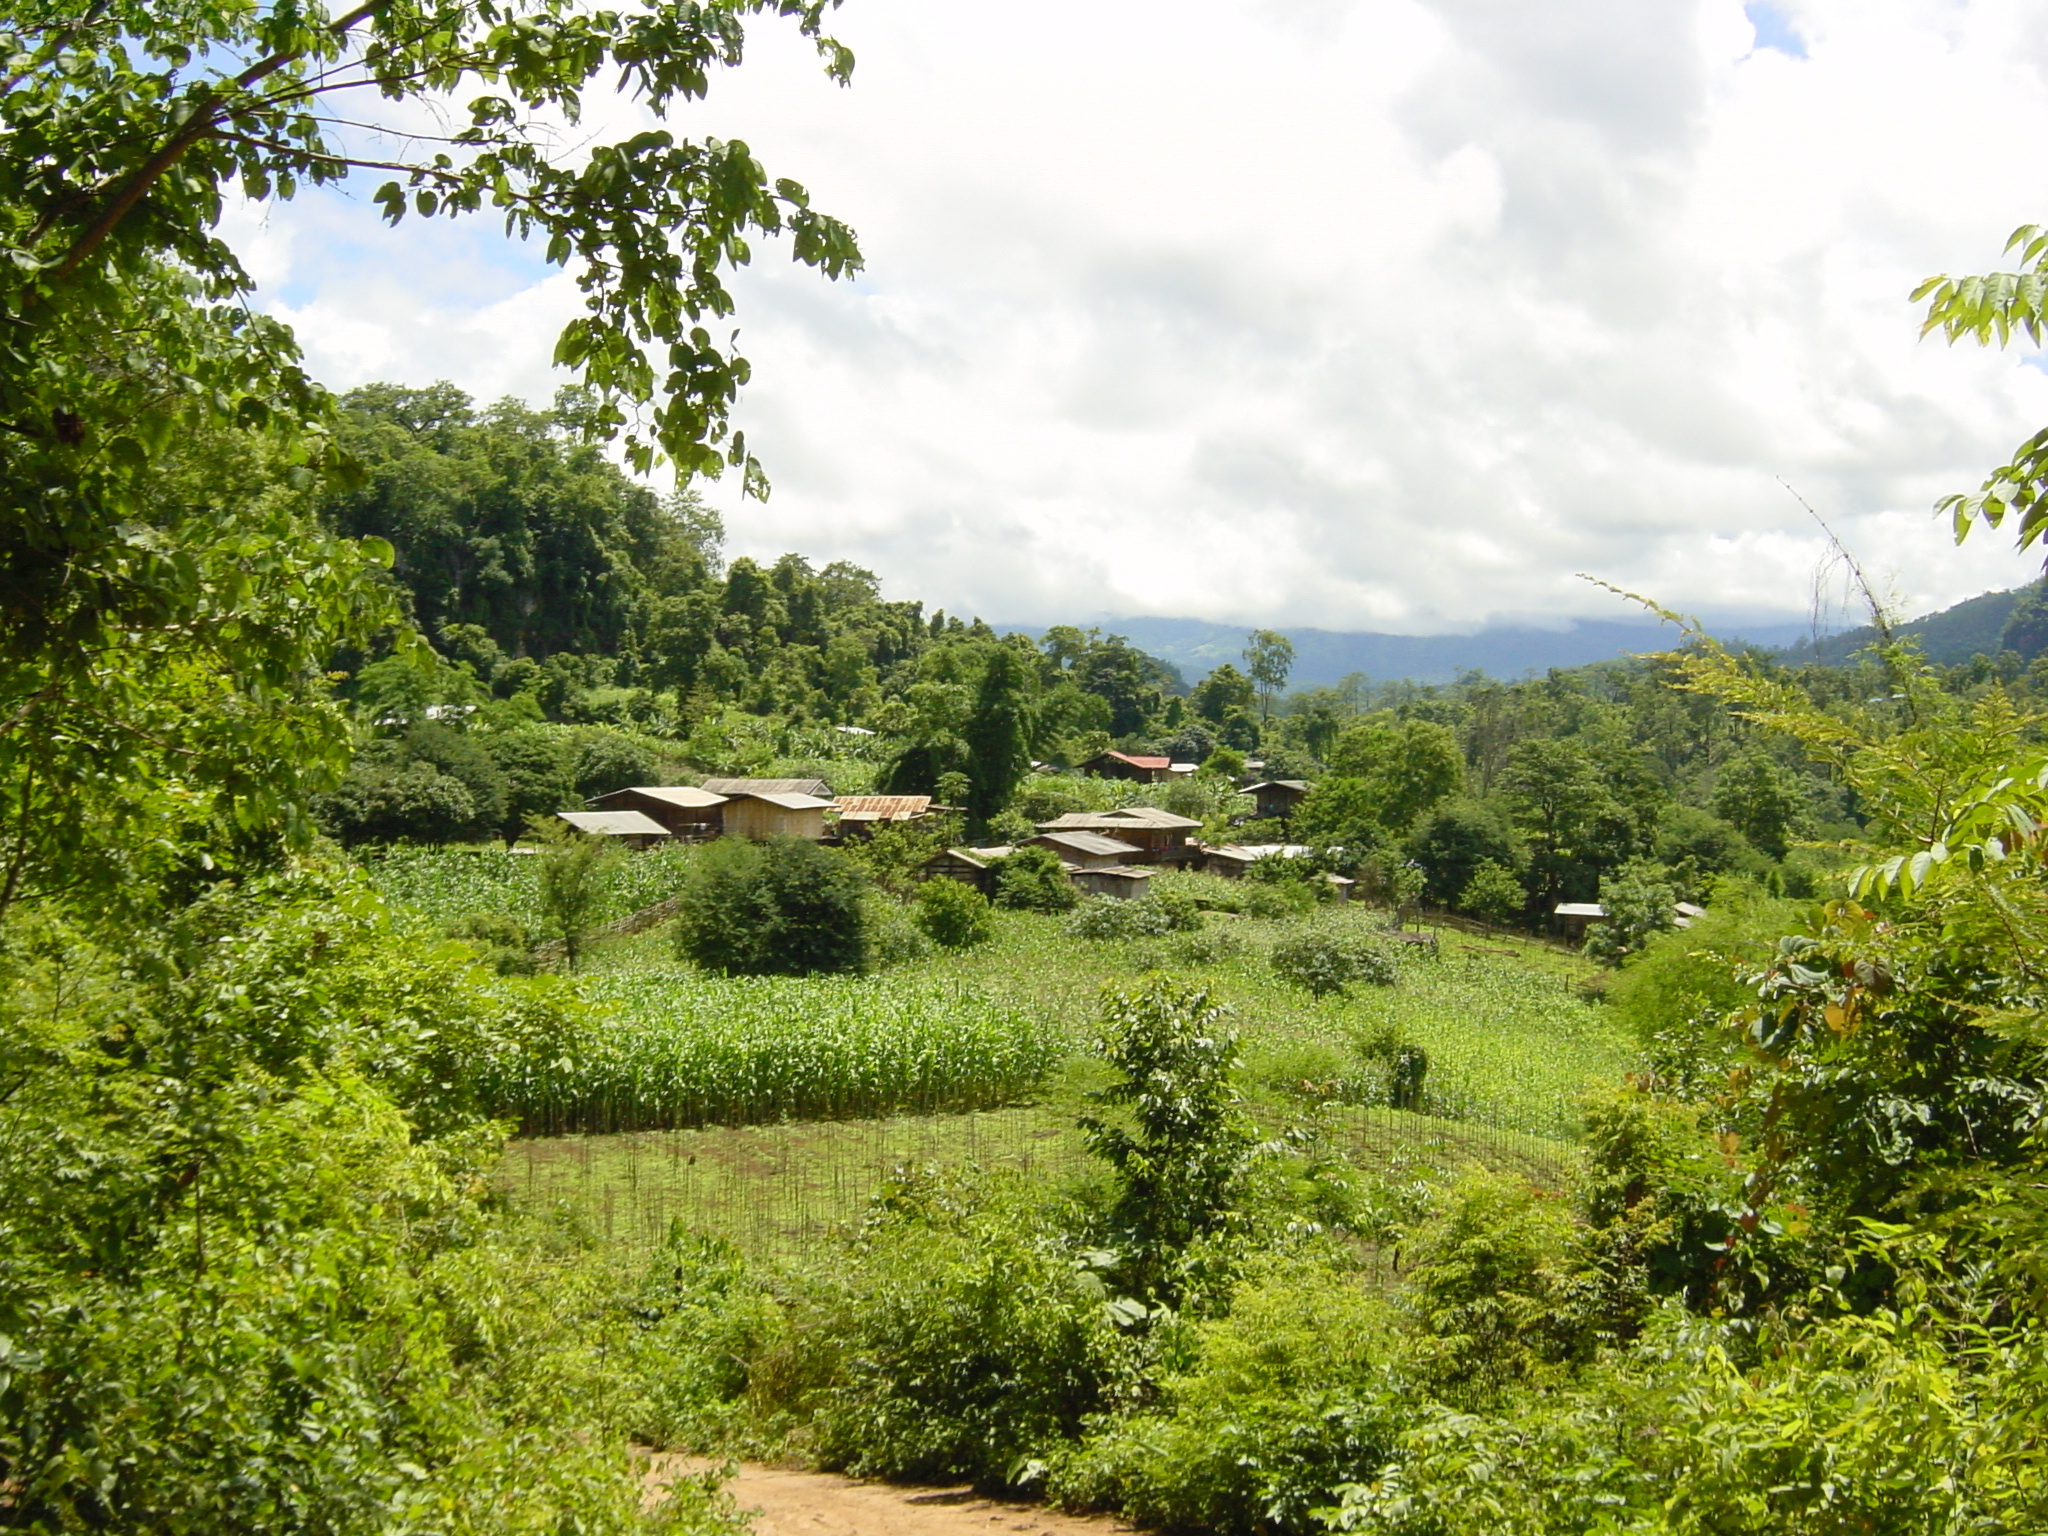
xmin=241 ymin=0 xmax=2048 ymax=631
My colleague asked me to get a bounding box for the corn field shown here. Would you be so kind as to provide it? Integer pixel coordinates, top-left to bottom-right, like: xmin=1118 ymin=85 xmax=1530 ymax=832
xmin=365 ymin=844 xmax=697 ymax=930
xmin=481 ymin=969 xmax=1065 ymax=1134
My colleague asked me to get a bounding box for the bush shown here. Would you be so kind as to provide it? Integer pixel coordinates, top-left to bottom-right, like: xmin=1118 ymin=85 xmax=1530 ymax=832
xmin=1270 ymin=932 xmax=1397 ymax=997
xmin=1049 ymin=1261 xmax=1405 ymax=1535
xmin=862 ymin=894 xmax=934 ymax=969
xmin=914 ymin=877 xmax=995 ymax=949
xmin=763 ymin=1175 xmax=1140 ymax=1485
xmin=1457 ymin=858 xmax=1527 ymax=926
xmin=674 ymin=836 xmax=870 ymax=977
xmin=992 ymin=845 xmax=1078 ymax=912
xmin=1066 ymin=894 xmax=1205 ymax=941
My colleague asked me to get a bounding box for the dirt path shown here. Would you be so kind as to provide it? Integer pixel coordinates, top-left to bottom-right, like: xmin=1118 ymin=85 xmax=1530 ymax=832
xmin=646 ymin=1457 xmax=1135 ymax=1536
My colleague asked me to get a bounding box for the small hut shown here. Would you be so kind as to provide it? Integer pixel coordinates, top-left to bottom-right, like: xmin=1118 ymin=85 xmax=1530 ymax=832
xmin=1241 ymin=780 xmax=1311 ymax=821
xmin=1552 ymin=901 xmax=1609 ymax=943
xmin=555 ymin=809 xmax=673 ymax=850
xmin=1076 ymin=750 xmax=1172 ymax=784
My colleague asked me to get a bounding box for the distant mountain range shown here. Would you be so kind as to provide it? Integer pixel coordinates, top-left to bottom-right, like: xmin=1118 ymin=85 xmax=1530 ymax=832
xmin=997 ymin=614 xmax=1820 ymax=689
xmin=998 ymin=581 xmax=2047 ymax=688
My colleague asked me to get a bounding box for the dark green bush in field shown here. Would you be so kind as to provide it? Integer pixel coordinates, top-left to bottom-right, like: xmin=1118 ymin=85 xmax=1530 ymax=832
xmin=914 ymin=876 xmax=995 ymax=949
xmin=674 ymin=836 xmax=870 ymax=976
xmin=1270 ymin=931 xmax=1396 ymax=997
xmin=992 ymin=845 xmax=1079 ymax=911
xmin=1065 ymin=893 xmax=1204 ymax=941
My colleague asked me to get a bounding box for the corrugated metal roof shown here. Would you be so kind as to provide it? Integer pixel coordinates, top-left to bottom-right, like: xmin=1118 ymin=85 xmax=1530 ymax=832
xmin=700 ymin=777 xmax=833 ymax=798
xmin=1241 ymin=780 xmax=1311 ymax=794
xmin=1554 ymin=902 xmax=1608 ymax=918
xmin=1039 ymin=808 xmax=1201 ymax=832
xmin=1094 ymin=752 xmax=1171 ymax=769
xmin=591 ymin=785 xmax=727 ymax=809
xmin=836 ymin=795 xmax=931 ymax=820
xmin=727 ymin=790 xmax=835 ymax=811
xmin=1031 ymin=829 xmax=1143 ymax=857
xmin=1097 ymin=806 xmax=1203 ymax=829
xmin=558 ymin=809 xmax=670 ymax=837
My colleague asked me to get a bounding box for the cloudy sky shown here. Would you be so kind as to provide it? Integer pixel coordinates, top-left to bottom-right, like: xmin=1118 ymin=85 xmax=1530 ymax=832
xmin=228 ymin=0 xmax=2048 ymax=634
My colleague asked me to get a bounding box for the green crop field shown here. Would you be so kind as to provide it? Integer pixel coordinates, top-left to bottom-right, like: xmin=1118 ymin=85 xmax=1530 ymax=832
xmin=480 ymin=969 xmax=1062 ymax=1134
xmin=363 ymin=843 xmax=698 ymax=931
xmin=364 ymin=848 xmax=1632 ymax=1254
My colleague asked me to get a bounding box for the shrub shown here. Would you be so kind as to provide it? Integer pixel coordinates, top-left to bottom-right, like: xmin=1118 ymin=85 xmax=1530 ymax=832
xmin=1051 ymin=1263 xmax=1406 ymax=1535
xmin=531 ymin=816 xmax=623 ymax=970
xmin=862 ymin=894 xmax=934 ymax=969
xmin=1458 ymin=858 xmax=1527 ymax=927
xmin=1270 ymin=932 xmax=1397 ymax=997
xmin=1081 ymin=979 xmax=1256 ymax=1304
xmin=992 ymin=845 xmax=1078 ymax=912
xmin=1066 ymin=894 xmax=1204 ymax=941
xmin=767 ymin=1177 xmax=1141 ymax=1485
xmin=674 ymin=836 xmax=869 ymax=977
xmin=914 ymin=877 xmax=995 ymax=950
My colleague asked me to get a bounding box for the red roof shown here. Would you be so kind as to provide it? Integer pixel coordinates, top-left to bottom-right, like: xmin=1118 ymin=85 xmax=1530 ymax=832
xmin=1100 ymin=751 xmax=1171 ymax=769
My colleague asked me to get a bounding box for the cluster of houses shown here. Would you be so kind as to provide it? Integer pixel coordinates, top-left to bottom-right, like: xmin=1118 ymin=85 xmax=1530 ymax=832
xmin=555 ymin=770 xmax=1337 ymax=902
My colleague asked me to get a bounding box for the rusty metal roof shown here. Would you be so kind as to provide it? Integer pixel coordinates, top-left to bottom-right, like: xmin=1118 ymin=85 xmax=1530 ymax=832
xmin=835 ymin=795 xmax=932 ymax=820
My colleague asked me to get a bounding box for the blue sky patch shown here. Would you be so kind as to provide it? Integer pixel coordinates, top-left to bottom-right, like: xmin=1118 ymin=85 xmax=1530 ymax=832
xmin=1745 ymin=2 xmax=1808 ymax=59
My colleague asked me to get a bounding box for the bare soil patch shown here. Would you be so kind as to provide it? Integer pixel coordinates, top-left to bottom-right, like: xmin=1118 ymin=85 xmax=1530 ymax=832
xmin=646 ymin=1457 xmax=1135 ymax=1536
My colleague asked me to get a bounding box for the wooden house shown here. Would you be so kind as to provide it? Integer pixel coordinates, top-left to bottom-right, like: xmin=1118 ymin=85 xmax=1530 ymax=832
xmin=1076 ymin=750 xmax=1172 ymax=784
xmin=833 ymin=794 xmax=934 ymax=838
xmin=586 ymin=785 xmax=728 ymax=839
xmin=1241 ymin=780 xmax=1311 ymax=821
xmin=919 ymin=845 xmax=1014 ymax=894
xmin=555 ymin=809 xmax=673 ymax=849
xmin=1036 ymin=807 xmax=1203 ymax=866
xmin=720 ymin=790 xmax=835 ymax=842
xmin=700 ymin=776 xmax=834 ymax=799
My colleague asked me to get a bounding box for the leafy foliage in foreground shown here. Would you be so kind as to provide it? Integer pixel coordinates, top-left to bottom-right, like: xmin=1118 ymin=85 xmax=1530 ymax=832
xmin=0 ymin=876 xmax=716 ymax=1534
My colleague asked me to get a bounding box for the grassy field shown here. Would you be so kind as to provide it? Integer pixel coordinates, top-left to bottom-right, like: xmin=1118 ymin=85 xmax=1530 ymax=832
xmin=365 ymin=847 xmax=1632 ymax=1257
xmin=496 ymin=1092 xmax=1579 ymax=1264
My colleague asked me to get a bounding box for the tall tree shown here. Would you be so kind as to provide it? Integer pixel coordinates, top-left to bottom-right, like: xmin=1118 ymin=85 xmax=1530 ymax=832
xmin=961 ymin=642 xmax=1037 ymax=825
xmin=1244 ymin=629 xmax=1295 ymax=718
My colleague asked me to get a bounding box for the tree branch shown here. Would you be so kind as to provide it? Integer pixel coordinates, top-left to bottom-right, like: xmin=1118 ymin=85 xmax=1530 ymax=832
xmin=49 ymin=1 xmax=396 ymax=283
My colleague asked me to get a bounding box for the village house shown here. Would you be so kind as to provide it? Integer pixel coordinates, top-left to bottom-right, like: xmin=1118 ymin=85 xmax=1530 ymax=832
xmin=585 ymin=785 xmax=727 ymax=839
xmin=718 ymin=789 xmax=835 ymax=841
xmin=1070 ymin=864 xmax=1153 ymax=900
xmin=1076 ymin=750 xmax=1173 ymax=784
xmin=832 ymin=794 xmax=934 ymax=839
xmin=918 ymin=845 xmax=1012 ymax=895
xmin=1240 ymin=780 xmax=1311 ymax=821
xmin=1036 ymin=806 xmax=1203 ymax=866
xmin=1025 ymin=829 xmax=1144 ymax=870
xmin=555 ymin=809 xmax=673 ymax=849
